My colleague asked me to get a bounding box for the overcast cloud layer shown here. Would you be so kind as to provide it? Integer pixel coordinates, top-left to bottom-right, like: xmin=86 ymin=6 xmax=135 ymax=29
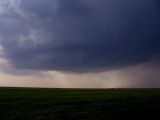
xmin=0 ymin=0 xmax=160 ymax=73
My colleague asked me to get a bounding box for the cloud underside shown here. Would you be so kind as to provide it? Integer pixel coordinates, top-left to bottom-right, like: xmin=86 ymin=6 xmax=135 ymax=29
xmin=0 ymin=56 xmax=160 ymax=88
xmin=0 ymin=0 xmax=160 ymax=73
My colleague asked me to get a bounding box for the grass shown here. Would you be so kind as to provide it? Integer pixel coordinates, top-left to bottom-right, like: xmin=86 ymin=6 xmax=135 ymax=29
xmin=0 ymin=87 xmax=160 ymax=120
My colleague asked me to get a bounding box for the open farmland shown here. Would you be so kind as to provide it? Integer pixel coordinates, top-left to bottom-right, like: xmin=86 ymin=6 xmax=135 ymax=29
xmin=0 ymin=88 xmax=160 ymax=120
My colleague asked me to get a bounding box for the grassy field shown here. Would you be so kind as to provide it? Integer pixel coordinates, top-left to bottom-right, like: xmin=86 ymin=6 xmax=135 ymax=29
xmin=0 ymin=88 xmax=160 ymax=120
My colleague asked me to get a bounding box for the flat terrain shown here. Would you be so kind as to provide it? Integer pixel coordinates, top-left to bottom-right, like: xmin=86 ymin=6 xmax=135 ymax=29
xmin=0 ymin=88 xmax=160 ymax=120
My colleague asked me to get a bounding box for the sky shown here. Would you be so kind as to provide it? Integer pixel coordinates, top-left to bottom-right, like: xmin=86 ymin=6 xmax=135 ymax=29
xmin=0 ymin=0 xmax=160 ymax=88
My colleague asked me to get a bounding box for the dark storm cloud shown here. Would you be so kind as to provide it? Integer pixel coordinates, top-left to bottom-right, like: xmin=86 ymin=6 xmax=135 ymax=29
xmin=0 ymin=0 xmax=160 ymax=72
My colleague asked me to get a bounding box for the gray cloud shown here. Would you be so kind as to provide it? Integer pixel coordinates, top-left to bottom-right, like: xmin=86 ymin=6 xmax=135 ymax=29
xmin=0 ymin=0 xmax=160 ymax=73
xmin=117 ymin=56 xmax=160 ymax=88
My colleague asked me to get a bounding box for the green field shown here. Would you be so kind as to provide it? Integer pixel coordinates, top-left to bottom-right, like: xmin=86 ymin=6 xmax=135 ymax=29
xmin=0 ymin=88 xmax=160 ymax=120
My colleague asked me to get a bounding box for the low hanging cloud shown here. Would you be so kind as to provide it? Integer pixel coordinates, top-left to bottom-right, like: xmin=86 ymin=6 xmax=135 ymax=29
xmin=0 ymin=0 xmax=160 ymax=73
